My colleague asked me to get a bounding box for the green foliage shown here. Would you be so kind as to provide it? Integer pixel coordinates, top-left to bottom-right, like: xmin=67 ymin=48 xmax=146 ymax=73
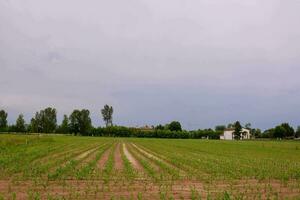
xmin=56 ymin=114 xmax=69 ymax=134
xmin=274 ymin=123 xmax=295 ymax=139
xmin=274 ymin=125 xmax=286 ymax=138
xmin=222 ymin=191 xmax=231 ymax=200
xmin=260 ymin=123 xmax=296 ymax=139
xmin=296 ymin=126 xmax=300 ymax=138
xmin=281 ymin=123 xmax=295 ymax=137
xmin=101 ymin=104 xmax=113 ymax=127
xmin=215 ymin=125 xmax=226 ymax=131
xmin=89 ymin=126 xmax=222 ymax=139
xmin=233 ymin=121 xmax=242 ymax=140
xmin=15 ymin=114 xmax=26 ymax=133
xmin=168 ymin=121 xmax=182 ymax=132
xmin=0 ymin=110 xmax=8 ymax=131
xmin=2 ymin=107 xmax=300 ymax=141
xmin=155 ymin=124 xmax=165 ymax=130
xmin=252 ymin=128 xmax=262 ymax=138
xmin=30 ymin=107 xmax=57 ymax=133
xmin=262 ymin=128 xmax=275 ymax=138
xmin=69 ymin=109 xmax=92 ymax=135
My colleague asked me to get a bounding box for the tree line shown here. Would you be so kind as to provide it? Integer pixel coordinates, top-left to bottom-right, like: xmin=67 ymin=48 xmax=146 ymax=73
xmin=0 ymin=105 xmax=113 ymax=135
xmin=0 ymin=107 xmax=299 ymax=139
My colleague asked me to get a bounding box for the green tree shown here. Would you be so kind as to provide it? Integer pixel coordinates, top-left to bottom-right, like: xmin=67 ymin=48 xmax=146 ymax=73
xmin=252 ymin=128 xmax=262 ymax=138
xmin=101 ymin=105 xmax=113 ymax=127
xmin=281 ymin=123 xmax=294 ymax=138
xmin=41 ymin=107 xmax=57 ymax=133
xmin=30 ymin=116 xmax=38 ymax=133
xmin=263 ymin=128 xmax=275 ymax=138
xmin=296 ymin=126 xmax=300 ymax=138
xmin=15 ymin=114 xmax=26 ymax=132
xmin=69 ymin=109 xmax=92 ymax=135
xmin=29 ymin=107 xmax=57 ymax=133
xmin=233 ymin=121 xmax=242 ymax=140
xmin=57 ymin=114 xmax=69 ymax=134
xmin=274 ymin=125 xmax=286 ymax=138
xmin=273 ymin=123 xmax=295 ymax=139
xmin=155 ymin=124 xmax=164 ymax=130
xmin=0 ymin=110 xmax=8 ymax=131
xmin=69 ymin=110 xmax=80 ymax=134
xmin=168 ymin=121 xmax=182 ymax=131
xmin=215 ymin=125 xmax=226 ymax=131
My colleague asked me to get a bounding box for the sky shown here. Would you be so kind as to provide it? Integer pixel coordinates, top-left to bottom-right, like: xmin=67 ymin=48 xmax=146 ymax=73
xmin=1 ymin=0 xmax=300 ymax=130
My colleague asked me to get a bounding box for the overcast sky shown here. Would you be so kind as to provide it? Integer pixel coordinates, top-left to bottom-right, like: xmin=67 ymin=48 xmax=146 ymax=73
xmin=1 ymin=0 xmax=300 ymax=130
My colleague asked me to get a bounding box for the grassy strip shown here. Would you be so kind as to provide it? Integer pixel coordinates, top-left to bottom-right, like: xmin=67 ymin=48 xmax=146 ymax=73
xmin=132 ymin=143 xmax=180 ymax=180
xmin=47 ymin=145 xmax=102 ymax=180
xmin=75 ymin=143 xmax=112 ymax=180
xmin=21 ymin=144 xmax=83 ymax=178
xmin=127 ymin=143 xmax=158 ymax=181
xmin=102 ymin=145 xmax=115 ymax=183
xmin=120 ymin=143 xmax=135 ymax=180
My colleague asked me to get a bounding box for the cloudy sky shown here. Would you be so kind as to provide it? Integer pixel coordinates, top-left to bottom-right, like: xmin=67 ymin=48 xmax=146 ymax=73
xmin=1 ymin=0 xmax=300 ymax=130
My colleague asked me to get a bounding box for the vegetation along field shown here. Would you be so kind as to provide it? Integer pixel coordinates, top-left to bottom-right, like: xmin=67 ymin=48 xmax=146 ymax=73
xmin=0 ymin=134 xmax=300 ymax=199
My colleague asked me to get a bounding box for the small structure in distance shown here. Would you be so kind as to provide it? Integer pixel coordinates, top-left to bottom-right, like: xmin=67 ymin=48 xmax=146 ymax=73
xmin=220 ymin=128 xmax=251 ymax=140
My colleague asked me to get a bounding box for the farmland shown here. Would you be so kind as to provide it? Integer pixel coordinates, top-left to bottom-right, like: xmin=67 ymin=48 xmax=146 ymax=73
xmin=0 ymin=135 xmax=300 ymax=199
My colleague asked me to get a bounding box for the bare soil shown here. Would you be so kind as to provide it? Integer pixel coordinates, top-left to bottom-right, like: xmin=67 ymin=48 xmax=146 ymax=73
xmin=0 ymin=179 xmax=299 ymax=200
xmin=114 ymin=143 xmax=123 ymax=170
xmin=97 ymin=148 xmax=111 ymax=169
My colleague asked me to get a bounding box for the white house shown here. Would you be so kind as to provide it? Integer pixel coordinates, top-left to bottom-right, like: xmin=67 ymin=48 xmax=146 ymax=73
xmin=220 ymin=128 xmax=251 ymax=140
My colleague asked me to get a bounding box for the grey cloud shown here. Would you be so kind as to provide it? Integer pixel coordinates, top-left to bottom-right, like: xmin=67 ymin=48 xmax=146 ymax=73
xmin=1 ymin=0 xmax=300 ymax=129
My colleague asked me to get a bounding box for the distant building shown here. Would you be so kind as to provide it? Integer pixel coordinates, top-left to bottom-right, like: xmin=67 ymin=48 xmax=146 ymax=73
xmin=133 ymin=125 xmax=154 ymax=131
xmin=220 ymin=128 xmax=251 ymax=140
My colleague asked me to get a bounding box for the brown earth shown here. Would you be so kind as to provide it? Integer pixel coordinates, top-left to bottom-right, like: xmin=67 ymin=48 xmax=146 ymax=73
xmin=98 ymin=148 xmax=111 ymax=169
xmin=114 ymin=143 xmax=123 ymax=170
xmin=0 ymin=179 xmax=299 ymax=200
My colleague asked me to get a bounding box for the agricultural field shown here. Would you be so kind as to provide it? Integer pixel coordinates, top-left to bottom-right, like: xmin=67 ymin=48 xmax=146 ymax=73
xmin=0 ymin=134 xmax=300 ymax=199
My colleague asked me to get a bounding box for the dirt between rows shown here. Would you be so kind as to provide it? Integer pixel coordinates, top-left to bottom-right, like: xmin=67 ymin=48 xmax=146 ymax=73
xmin=123 ymin=143 xmax=144 ymax=171
xmin=96 ymin=143 xmax=144 ymax=172
xmin=1 ymin=144 xmax=299 ymax=199
xmin=0 ymin=179 xmax=299 ymax=199
xmin=114 ymin=143 xmax=123 ymax=170
xmin=98 ymin=148 xmax=111 ymax=169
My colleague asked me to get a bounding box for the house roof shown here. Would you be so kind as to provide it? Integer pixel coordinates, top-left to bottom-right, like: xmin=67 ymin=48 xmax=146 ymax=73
xmin=224 ymin=128 xmax=250 ymax=131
